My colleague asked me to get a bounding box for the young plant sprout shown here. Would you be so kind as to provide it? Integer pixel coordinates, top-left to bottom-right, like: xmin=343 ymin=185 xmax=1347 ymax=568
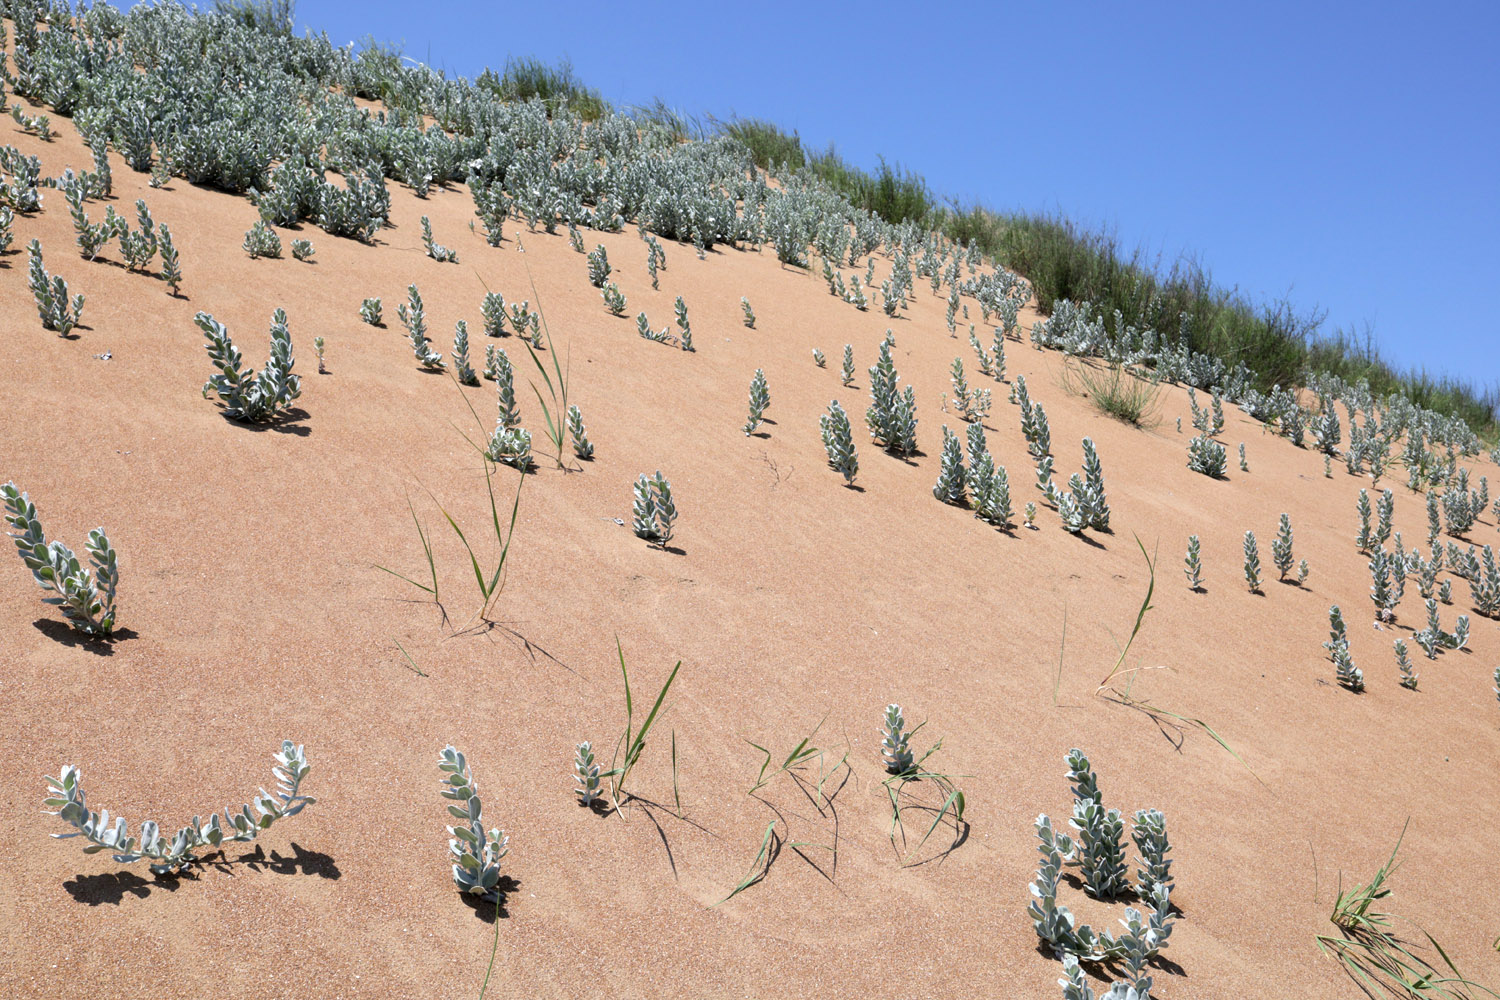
xmin=437 ymin=746 xmax=508 ymax=902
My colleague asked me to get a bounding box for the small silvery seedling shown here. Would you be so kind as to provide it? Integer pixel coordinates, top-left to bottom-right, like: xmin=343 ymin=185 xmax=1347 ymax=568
xmin=1081 ymin=438 xmax=1110 ymax=531
xmin=485 ymin=426 xmax=533 ymax=471
xmin=421 ymin=216 xmax=457 ymax=262
xmin=1493 ymin=666 xmax=1500 ymax=709
xmin=3 ymin=483 xmax=119 ymax=636
xmin=880 ymin=704 xmax=914 ymax=775
xmin=812 ymin=348 xmax=826 ymax=368
xmin=601 ymin=282 xmax=626 ymax=316
xmin=632 ymin=472 xmax=677 ymax=547
xmin=949 ymin=357 xmax=992 ymax=423
xmin=490 ymin=348 xmax=521 ymax=428
xmin=197 ymin=309 xmax=302 ymax=423
xmin=1325 ymin=454 xmax=1333 ymax=478
xmin=398 ymin=285 xmax=444 ymax=370
xmin=587 ymin=244 xmax=610 ymax=287
xmin=1369 ymin=547 xmax=1396 ymax=621
xmin=242 ymin=219 xmax=282 ymax=258
xmin=481 ymin=292 xmax=506 ymax=336
xmin=1239 ymin=442 xmax=1248 ymax=472
xmin=1025 ymin=501 xmax=1037 ymax=528
xmin=741 ymin=297 xmax=755 ymax=328
xmin=27 ymin=240 xmax=85 ymax=335
xmin=573 ymin=741 xmax=602 ymax=807
xmin=1394 ymin=639 xmax=1417 ymax=689
xmin=1271 ymin=513 xmax=1295 ymax=580
xmin=933 ymin=426 xmax=968 ymax=506
xmin=1243 ymin=531 xmax=1262 ymax=592
xmin=360 ymin=297 xmax=382 ymax=326
xmin=820 ymin=400 xmax=859 ymax=486
xmin=1187 ymin=435 xmax=1227 ymax=477
xmin=1333 ymin=641 xmax=1364 ymax=692
xmin=1375 ymin=489 xmax=1395 ymax=547
xmin=1426 ymin=490 xmax=1442 ymax=546
xmin=841 ymin=345 xmax=855 ymax=387
xmin=1325 ymin=605 xmax=1348 ymax=656
xmin=743 ymin=369 xmax=770 ymax=436
xmin=1184 ymin=535 xmax=1203 ymax=590
xmin=313 ymin=337 xmax=327 ymax=374
xmin=1439 ymin=578 xmax=1452 ymax=604
xmin=157 ymin=224 xmax=182 ymax=295
xmin=674 ymin=296 xmax=693 ymax=352
xmin=437 ymin=746 xmax=509 ymax=903
xmin=1297 ymin=559 xmax=1310 ymax=586
xmin=290 ymin=238 xmax=314 ymax=261
xmin=567 ymin=405 xmax=594 ymax=460
xmin=1447 ymin=615 xmax=1470 ymax=651
xmin=452 ymin=321 xmax=479 ymax=385
xmin=45 ymin=741 xmax=314 ymax=876
xmin=635 ymin=312 xmax=669 ymax=344
xmin=568 ymin=223 xmax=585 ymax=253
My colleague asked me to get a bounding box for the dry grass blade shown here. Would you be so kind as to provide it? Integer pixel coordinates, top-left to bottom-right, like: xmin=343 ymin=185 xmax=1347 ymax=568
xmin=374 ymin=493 xmax=438 ymax=601
xmin=1095 ymin=534 xmax=1156 ymax=692
xmin=1060 ymin=357 xmax=1164 ymax=427
xmin=608 ymin=639 xmax=682 ymax=813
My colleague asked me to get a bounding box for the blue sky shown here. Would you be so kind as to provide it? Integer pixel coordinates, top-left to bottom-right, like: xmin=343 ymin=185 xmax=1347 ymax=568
xmin=284 ymin=1 xmax=1498 ymax=390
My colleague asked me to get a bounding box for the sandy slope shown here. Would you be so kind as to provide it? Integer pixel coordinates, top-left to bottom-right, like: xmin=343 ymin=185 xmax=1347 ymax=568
xmin=1 ymin=101 xmax=1498 ymax=999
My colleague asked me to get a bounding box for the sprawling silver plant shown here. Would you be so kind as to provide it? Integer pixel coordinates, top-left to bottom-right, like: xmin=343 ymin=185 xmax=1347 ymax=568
xmin=743 ymin=368 xmax=770 ymax=436
xmin=3 ymin=483 xmax=118 ymax=636
xmin=45 ymin=741 xmax=314 ymax=875
xmin=26 ymin=239 xmax=84 ymax=335
xmin=197 ymin=308 xmax=301 ymax=422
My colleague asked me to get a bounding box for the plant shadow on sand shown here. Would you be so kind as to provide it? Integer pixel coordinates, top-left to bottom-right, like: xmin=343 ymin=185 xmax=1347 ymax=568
xmin=33 ymin=619 xmax=139 ymax=655
xmin=63 ymin=842 xmax=340 ymax=905
xmin=460 ymin=875 xmax=520 ymax=923
xmin=219 ymin=407 xmax=312 ymax=437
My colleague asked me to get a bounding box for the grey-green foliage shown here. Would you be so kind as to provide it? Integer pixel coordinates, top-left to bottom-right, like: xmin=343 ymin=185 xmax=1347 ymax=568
xmin=1375 ymin=488 xmax=1394 ymax=547
xmin=1412 ymin=628 xmax=1438 ymax=660
xmin=966 ymin=424 xmax=1014 ymax=529
xmin=437 ymin=746 xmax=509 ymax=903
xmin=587 ymin=243 xmax=610 ymax=287
xmin=1394 ymin=638 xmax=1417 ymax=689
xmin=1297 ymin=559 xmax=1309 ymax=586
xmin=1058 ymin=478 xmax=1087 ymax=534
xmin=0 ymin=206 xmax=13 ymax=256
xmin=812 ymin=348 xmax=826 ymax=368
xmin=969 ymin=328 xmax=995 ymax=377
xmin=1356 ymin=489 xmax=1374 ymax=552
xmin=1439 ymin=578 xmax=1453 ymax=605
xmin=1333 ymin=639 xmax=1364 ymax=692
xmin=290 ymin=237 xmax=314 ymax=261
xmin=635 ymin=311 xmax=671 ymax=344
xmin=1184 ymin=535 xmax=1202 ymax=590
xmin=645 ymin=236 xmax=661 ymax=289
xmin=242 ymin=218 xmax=282 ymax=258
xmin=361 ymin=297 xmax=382 ymax=326
xmin=848 ymin=274 xmax=867 ymax=310
xmin=1238 ymin=442 xmax=1248 ymax=472
xmin=866 ymin=334 xmax=918 ymax=456
xmin=1023 ymin=400 xmax=1053 ymax=459
xmin=1368 ymin=546 xmax=1396 ymax=620
xmin=489 ymin=347 xmax=520 ymax=427
xmin=1187 ymin=434 xmax=1226 ymax=477
xmin=1426 ymin=490 xmax=1441 ymax=546
xmin=451 ymin=320 xmax=478 ymax=385
xmin=120 ymin=199 xmax=158 ymax=271
xmin=819 ymin=400 xmax=859 ymax=486
xmin=1494 ymin=666 xmax=1500 ymax=708
xmin=420 ymin=215 xmax=456 ymax=262
xmin=480 ymin=292 xmax=505 ymax=336
xmin=1271 ymin=513 xmax=1294 ymax=580
xmin=398 ymin=285 xmax=444 ymax=370
xmin=841 ymin=344 xmax=855 ymax=386
xmin=566 ymin=404 xmax=593 ymax=460
xmin=1443 ymin=484 xmax=1476 ymax=536
xmin=1324 ymin=605 xmax=1348 ymax=656
xmin=632 ymin=472 xmax=676 ymax=547
xmin=743 ymin=368 xmax=770 ymax=436
xmin=1471 ymin=544 xmax=1500 ymax=618
xmin=196 ymin=308 xmax=301 ymax=422
xmin=1243 ymin=530 xmax=1262 ymax=592
xmin=1131 ymin=809 xmax=1173 ymax=898
xmin=26 ymin=240 xmax=85 ymax=335
xmin=1210 ymin=389 xmax=1225 ymax=436
xmin=933 ymin=425 xmax=967 ymax=506
xmin=1065 ymin=748 xmax=1128 ymax=900
xmin=741 ymin=297 xmax=755 ymax=328
xmin=485 ymin=426 xmax=532 ymax=470
xmin=949 ymin=357 xmax=991 ymax=423
xmin=567 ymin=222 xmax=585 ymax=253
xmin=1081 ymin=438 xmax=1110 ymax=531
xmin=3 ymin=483 xmax=119 ymax=636
xmin=880 ymin=704 xmax=914 ymax=775
xmin=157 ymin=223 xmax=182 ymax=294
xmin=674 ymin=296 xmax=693 ymax=352
xmin=64 ymin=174 xmax=110 ymax=259
xmin=601 ymin=281 xmax=626 ymax=315
xmin=573 ymin=741 xmax=601 ymax=807
xmin=45 ymin=741 xmax=313 ymax=875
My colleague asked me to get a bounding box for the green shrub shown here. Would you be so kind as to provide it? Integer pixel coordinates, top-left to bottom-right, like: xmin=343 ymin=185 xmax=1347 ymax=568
xmin=2 ymin=483 xmax=119 ymax=636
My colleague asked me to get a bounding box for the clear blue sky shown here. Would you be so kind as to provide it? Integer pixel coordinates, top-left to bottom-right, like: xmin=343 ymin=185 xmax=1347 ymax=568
xmin=285 ymin=2 xmax=1499 ymax=390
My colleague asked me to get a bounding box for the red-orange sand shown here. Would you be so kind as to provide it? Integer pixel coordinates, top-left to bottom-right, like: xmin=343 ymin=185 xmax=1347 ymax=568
xmin=2 ymin=100 xmax=1498 ymax=999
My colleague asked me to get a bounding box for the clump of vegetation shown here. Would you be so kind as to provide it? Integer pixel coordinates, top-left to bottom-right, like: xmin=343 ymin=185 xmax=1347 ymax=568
xmin=841 ymin=345 xmax=856 ymax=386
xmin=1061 ymin=359 xmax=1162 ymax=426
xmin=45 ymin=741 xmax=314 ymax=875
xmin=1184 ymin=535 xmax=1203 ymax=590
xmin=242 ymin=219 xmax=282 ymax=258
xmin=437 ymin=746 xmax=509 ymax=903
xmin=360 ymin=297 xmax=383 ymax=326
xmin=1243 ymin=530 xmax=1262 ymax=593
xmin=452 ymin=320 xmax=479 ymax=386
xmin=421 ymin=216 xmax=457 ymax=262
xmin=674 ymin=296 xmax=694 ymax=352
xmin=601 ymin=282 xmax=626 ymax=316
xmin=587 ymin=244 xmax=611 ymax=287
xmin=741 ymin=297 xmax=755 ymax=328
xmin=820 ymin=400 xmax=859 ymax=486
xmin=1271 ymin=513 xmax=1295 ymax=581
xmin=743 ymin=369 xmax=770 ymax=436
xmin=3 ymin=483 xmax=119 ymax=637
xmin=812 ymin=348 xmax=826 ymax=368
xmin=290 ymin=237 xmax=314 ymax=261
xmin=866 ymin=335 xmax=918 ymax=456
xmin=197 ymin=309 xmax=302 ymax=422
xmin=398 ymin=285 xmax=445 ymax=370
xmin=27 ymin=240 xmax=85 ymax=335
xmin=632 ymin=472 xmax=677 ymax=548
xmin=158 ymin=224 xmax=183 ymax=295
xmin=932 ymin=426 xmax=967 ymax=507
xmin=1187 ymin=435 xmax=1227 ymax=478
xmin=566 ymin=405 xmax=594 ymax=460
